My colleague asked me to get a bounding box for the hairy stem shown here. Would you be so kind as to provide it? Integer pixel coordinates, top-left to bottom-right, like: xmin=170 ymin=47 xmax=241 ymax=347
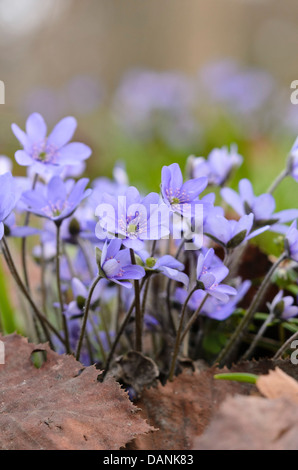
xmin=56 ymin=223 xmax=70 ymax=354
xmin=166 ymin=237 xmax=185 ymax=335
xmin=267 ymin=168 xmax=289 ymax=195
xmin=130 ymin=248 xmax=142 ymax=352
xmin=273 ymin=329 xmax=298 ymax=360
xmin=241 ymin=312 xmax=275 ymax=360
xmin=21 ymin=173 xmax=38 ymax=290
xmin=101 ymin=277 xmax=147 ymax=381
xmin=75 ymin=274 xmax=102 ymax=361
xmin=168 ymin=285 xmax=197 ymax=381
xmin=215 ymin=253 xmax=286 ymax=366
xmin=180 ymin=293 xmax=209 ymax=344
xmin=1 ymin=237 xmax=63 ymax=347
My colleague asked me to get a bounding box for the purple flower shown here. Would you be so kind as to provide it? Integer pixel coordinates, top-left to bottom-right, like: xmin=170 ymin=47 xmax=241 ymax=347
xmin=63 ymin=277 xmax=103 ymax=319
xmin=4 ymin=212 xmax=39 ymax=238
xmin=11 ymin=113 xmax=92 ymax=176
xmin=137 ymin=250 xmax=189 ymax=287
xmin=176 ymin=279 xmax=251 ymax=320
xmin=188 ymin=145 xmax=243 ymax=186
xmin=0 ymin=172 xmax=20 ymax=240
xmin=267 ymin=290 xmax=298 ymax=320
xmin=221 ymin=178 xmax=298 ymax=233
xmin=285 ymin=221 xmax=298 ymax=262
xmin=21 ymin=176 xmax=92 ymax=224
xmin=195 ymin=248 xmax=237 ymax=302
xmin=161 ymin=163 xmax=207 ymax=216
xmin=204 ymin=213 xmax=269 ymax=249
xmin=0 ymin=156 xmax=13 ymax=175
xmin=97 ymin=238 xmax=145 ymax=288
xmin=288 ymin=136 xmax=298 ymax=182
xmin=95 ymin=186 xmax=170 ymax=250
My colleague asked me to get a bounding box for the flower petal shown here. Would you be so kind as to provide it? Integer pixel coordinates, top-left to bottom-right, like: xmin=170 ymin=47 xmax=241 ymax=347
xmin=58 ymin=142 xmax=92 ymax=164
xmin=15 ymin=150 xmax=33 ymax=166
xmin=11 ymin=123 xmax=30 ymax=149
xmin=220 ymin=187 xmax=245 ymax=216
xmin=26 ymin=113 xmax=47 ymax=142
xmin=48 ymin=117 xmax=77 ymax=148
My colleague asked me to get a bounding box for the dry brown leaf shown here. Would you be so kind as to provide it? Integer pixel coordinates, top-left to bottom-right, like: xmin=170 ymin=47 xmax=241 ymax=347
xmin=0 ymin=334 xmax=153 ymax=450
xmin=193 ymin=395 xmax=298 ymax=450
xmin=127 ymin=367 xmax=256 ymax=450
xmin=128 ymin=358 xmax=298 ymax=450
xmin=257 ymin=367 xmax=298 ymax=404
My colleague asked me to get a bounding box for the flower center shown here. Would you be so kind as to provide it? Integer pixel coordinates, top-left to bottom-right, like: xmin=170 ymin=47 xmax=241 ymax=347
xmin=171 ymin=197 xmax=180 ymax=204
xmin=127 ymin=223 xmax=137 ymax=234
xmin=146 ymin=257 xmax=157 ymax=268
xmin=42 ymin=200 xmax=69 ymax=219
xmin=31 ymin=139 xmax=58 ymax=164
xmin=165 ymin=188 xmax=190 ymax=206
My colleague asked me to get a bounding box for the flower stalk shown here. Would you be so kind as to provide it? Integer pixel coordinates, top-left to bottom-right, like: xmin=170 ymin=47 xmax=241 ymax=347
xmin=215 ymin=252 xmax=287 ymax=366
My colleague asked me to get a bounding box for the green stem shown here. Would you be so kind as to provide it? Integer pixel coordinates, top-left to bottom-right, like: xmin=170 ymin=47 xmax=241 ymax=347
xmin=75 ymin=274 xmax=102 ymax=361
xmin=267 ymin=168 xmax=289 ymax=195
xmin=215 ymin=252 xmax=287 ymax=366
xmin=241 ymin=312 xmax=275 ymax=360
xmin=56 ymin=223 xmax=70 ymax=354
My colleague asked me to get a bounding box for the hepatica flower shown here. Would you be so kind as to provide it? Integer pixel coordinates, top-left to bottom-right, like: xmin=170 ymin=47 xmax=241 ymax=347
xmin=0 ymin=172 xmax=20 ymax=239
xmin=63 ymin=277 xmax=103 ymax=319
xmin=96 ymin=186 xmax=170 ymax=250
xmin=11 ymin=113 xmax=92 ymax=175
xmin=0 ymin=155 xmax=13 ymax=175
xmin=188 ymin=145 xmax=243 ymax=186
xmin=267 ymin=290 xmax=298 ymax=320
xmin=4 ymin=212 xmax=39 ymax=238
xmin=176 ymin=279 xmax=251 ymax=320
xmin=204 ymin=213 xmax=269 ymax=249
xmin=97 ymin=238 xmax=145 ymax=288
xmin=161 ymin=163 xmax=207 ymax=216
xmin=221 ymin=178 xmax=298 ymax=233
xmin=289 ymin=137 xmax=298 ymax=182
xmin=137 ymin=250 xmax=189 ymax=287
xmin=285 ymin=221 xmax=298 ymax=262
xmin=195 ymin=248 xmax=236 ymax=302
xmin=21 ymin=176 xmax=92 ymax=225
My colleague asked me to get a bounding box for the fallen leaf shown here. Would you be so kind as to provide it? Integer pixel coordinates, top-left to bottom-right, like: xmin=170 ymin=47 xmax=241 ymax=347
xmin=193 ymin=395 xmax=298 ymax=450
xmin=128 ymin=358 xmax=298 ymax=450
xmin=0 ymin=334 xmax=153 ymax=450
xmin=257 ymin=367 xmax=298 ymax=404
xmin=127 ymin=367 xmax=255 ymax=450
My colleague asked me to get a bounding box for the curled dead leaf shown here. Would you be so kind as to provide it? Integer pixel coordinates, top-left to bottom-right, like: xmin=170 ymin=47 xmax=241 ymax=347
xmin=111 ymin=350 xmax=159 ymax=398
